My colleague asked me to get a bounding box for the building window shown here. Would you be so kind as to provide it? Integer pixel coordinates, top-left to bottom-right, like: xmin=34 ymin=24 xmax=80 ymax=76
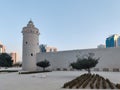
xmin=31 ymin=53 xmax=33 ymax=56
xmin=70 ymin=68 xmax=74 ymax=71
xmin=54 ymin=49 xmax=56 ymax=52
xmin=113 ymin=68 xmax=119 ymax=72
xmin=103 ymin=68 xmax=109 ymax=72
xmin=94 ymin=68 xmax=99 ymax=71
xmin=63 ymin=68 xmax=67 ymax=71
xmin=37 ymin=42 xmax=39 ymax=45
xmin=50 ymin=49 xmax=52 ymax=52
xmin=56 ymin=68 xmax=61 ymax=71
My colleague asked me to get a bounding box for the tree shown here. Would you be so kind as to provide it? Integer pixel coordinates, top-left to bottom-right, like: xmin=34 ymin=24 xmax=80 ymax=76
xmin=70 ymin=53 xmax=99 ymax=73
xmin=0 ymin=53 xmax=13 ymax=67
xmin=36 ymin=59 xmax=50 ymax=71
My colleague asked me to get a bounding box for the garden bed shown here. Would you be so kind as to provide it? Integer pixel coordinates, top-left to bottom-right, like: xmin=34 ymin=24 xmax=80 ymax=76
xmin=63 ymin=73 xmax=120 ymax=89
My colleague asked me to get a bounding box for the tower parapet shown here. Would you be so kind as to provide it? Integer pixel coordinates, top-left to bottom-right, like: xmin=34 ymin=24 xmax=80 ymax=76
xmin=22 ymin=20 xmax=40 ymax=35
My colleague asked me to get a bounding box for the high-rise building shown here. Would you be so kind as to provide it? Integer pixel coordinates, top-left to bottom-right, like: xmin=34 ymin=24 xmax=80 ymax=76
xmin=117 ymin=36 xmax=120 ymax=47
xmin=106 ymin=34 xmax=119 ymax=48
xmin=0 ymin=42 xmax=6 ymax=53
xmin=39 ymin=44 xmax=47 ymax=52
xmin=10 ymin=52 xmax=17 ymax=64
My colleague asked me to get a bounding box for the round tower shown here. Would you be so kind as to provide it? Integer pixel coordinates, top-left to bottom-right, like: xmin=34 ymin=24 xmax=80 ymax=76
xmin=22 ymin=20 xmax=40 ymax=71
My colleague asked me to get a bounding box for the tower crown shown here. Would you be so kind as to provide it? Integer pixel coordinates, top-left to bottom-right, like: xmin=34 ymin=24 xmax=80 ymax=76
xmin=27 ymin=20 xmax=34 ymax=27
xmin=22 ymin=20 xmax=40 ymax=35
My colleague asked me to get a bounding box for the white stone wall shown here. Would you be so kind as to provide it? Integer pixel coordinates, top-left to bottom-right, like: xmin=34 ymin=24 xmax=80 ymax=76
xmin=37 ymin=47 xmax=120 ymax=71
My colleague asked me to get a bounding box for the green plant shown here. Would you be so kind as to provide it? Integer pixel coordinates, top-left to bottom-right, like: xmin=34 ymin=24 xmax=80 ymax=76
xmin=76 ymin=74 xmax=88 ymax=88
xmin=116 ymin=84 xmax=120 ymax=89
xmin=102 ymin=78 xmax=106 ymax=89
xmin=70 ymin=53 xmax=99 ymax=73
xmin=36 ymin=59 xmax=50 ymax=71
xmin=96 ymin=76 xmax=101 ymax=89
xmin=69 ymin=80 xmax=78 ymax=88
xmin=63 ymin=73 xmax=120 ymax=89
xmin=0 ymin=53 xmax=13 ymax=67
xmin=90 ymin=74 xmax=96 ymax=89
xmin=82 ymin=74 xmax=93 ymax=88
xmin=106 ymin=79 xmax=114 ymax=89
xmin=63 ymin=82 xmax=70 ymax=88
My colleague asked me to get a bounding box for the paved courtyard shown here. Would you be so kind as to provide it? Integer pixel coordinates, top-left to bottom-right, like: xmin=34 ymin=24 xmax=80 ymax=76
xmin=0 ymin=70 xmax=120 ymax=90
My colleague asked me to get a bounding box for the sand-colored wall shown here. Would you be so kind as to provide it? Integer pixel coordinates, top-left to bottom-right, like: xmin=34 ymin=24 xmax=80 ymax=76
xmin=37 ymin=47 xmax=120 ymax=71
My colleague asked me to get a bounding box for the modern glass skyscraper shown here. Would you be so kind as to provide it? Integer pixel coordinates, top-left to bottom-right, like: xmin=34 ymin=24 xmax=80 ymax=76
xmin=117 ymin=37 xmax=120 ymax=47
xmin=106 ymin=34 xmax=119 ymax=48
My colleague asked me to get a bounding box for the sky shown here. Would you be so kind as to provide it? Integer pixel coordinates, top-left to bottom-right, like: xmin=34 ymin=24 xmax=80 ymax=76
xmin=0 ymin=0 xmax=120 ymax=61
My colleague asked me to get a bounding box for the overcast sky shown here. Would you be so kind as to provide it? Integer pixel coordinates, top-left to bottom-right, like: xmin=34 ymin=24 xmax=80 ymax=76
xmin=0 ymin=0 xmax=120 ymax=61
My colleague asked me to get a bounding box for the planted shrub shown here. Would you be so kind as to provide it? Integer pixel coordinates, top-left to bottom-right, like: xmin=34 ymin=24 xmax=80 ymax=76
xmin=69 ymin=79 xmax=78 ymax=88
xmin=102 ymin=78 xmax=106 ymax=89
xmin=63 ymin=74 xmax=86 ymax=88
xmin=91 ymin=74 xmax=97 ymax=82
xmin=90 ymin=74 xmax=96 ymax=89
xmin=90 ymin=83 xmax=94 ymax=89
xmin=63 ymin=82 xmax=70 ymax=88
xmin=76 ymin=74 xmax=89 ymax=88
xmin=96 ymin=76 xmax=101 ymax=89
xmin=116 ymin=84 xmax=120 ymax=89
xmin=106 ymin=79 xmax=114 ymax=89
xmin=76 ymin=78 xmax=86 ymax=88
xmin=82 ymin=74 xmax=93 ymax=88
xmin=63 ymin=73 xmax=120 ymax=89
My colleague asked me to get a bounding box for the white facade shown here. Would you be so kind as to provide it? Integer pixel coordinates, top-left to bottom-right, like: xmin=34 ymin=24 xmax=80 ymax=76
xmin=37 ymin=47 xmax=120 ymax=71
xmin=0 ymin=43 xmax=6 ymax=53
xmin=46 ymin=46 xmax=57 ymax=52
xmin=22 ymin=20 xmax=40 ymax=71
xmin=97 ymin=44 xmax=106 ymax=48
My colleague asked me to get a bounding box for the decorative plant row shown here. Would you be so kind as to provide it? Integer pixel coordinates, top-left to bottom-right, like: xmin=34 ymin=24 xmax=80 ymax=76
xmin=63 ymin=73 xmax=120 ymax=89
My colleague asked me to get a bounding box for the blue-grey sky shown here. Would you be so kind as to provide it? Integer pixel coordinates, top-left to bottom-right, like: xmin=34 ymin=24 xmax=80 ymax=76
xmin=0 ymin=0 xmax=120 ymax=60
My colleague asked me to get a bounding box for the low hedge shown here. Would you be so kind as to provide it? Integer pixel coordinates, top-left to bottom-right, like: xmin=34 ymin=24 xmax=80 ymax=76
xmin=19 ymin=70 xmax=51 ymax=74
xmin=0 ymin=70 xmax=18 ymax=73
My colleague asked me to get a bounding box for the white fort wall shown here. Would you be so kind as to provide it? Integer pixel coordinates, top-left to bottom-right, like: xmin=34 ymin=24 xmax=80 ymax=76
xmin=37 ymin=47 xmax=120 ymax=71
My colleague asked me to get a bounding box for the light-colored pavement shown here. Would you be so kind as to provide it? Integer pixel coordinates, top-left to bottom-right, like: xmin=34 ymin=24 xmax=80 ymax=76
xmin=0 ymin=70 xmax=120 ymax=90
